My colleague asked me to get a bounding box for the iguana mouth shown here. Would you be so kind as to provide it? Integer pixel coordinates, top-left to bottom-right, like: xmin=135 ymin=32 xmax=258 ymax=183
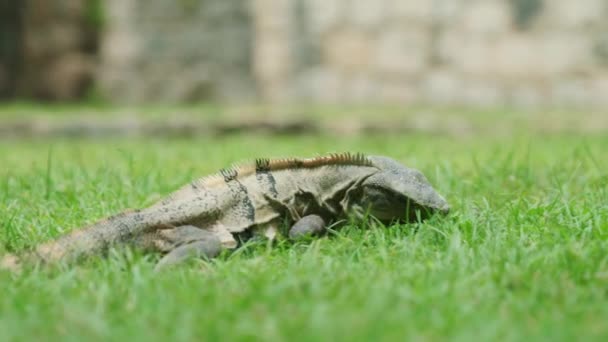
xmin=369 ymin=198 xmax=438 ymax=224
xmin=405 ymin=199 xmax=450 ymax=222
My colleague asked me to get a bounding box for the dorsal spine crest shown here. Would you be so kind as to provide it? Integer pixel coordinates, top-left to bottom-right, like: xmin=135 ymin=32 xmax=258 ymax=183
xmin=184 ymin=152 xmax=373 ymax=190
xmin=255 ymin=158 xmax=271 ymax=172
xmin=220 ymin=167 xmax=238 ymax=182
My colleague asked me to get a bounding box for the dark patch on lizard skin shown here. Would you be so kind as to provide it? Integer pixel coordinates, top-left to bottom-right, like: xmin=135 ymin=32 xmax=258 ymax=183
xmin=225 ymin=178 xmax=256 ymax=224
xmin=256 ymin=171 xmax=279 ymax=198
xmin=234 ymin=229 xmax=254 ymax=247
xmin=190 ymin=182 xmax=200 ymax=191
xmin=255 ymin=158 xmax=271 ymax=172
xmin=255 ymin=158 xmax=278 ymax=198
xmin=220 ymin=168 xmax=238 ymax=182
xmin=197 ymin=185 xmax=219 ymax=208
xmin=116 ymin=221 xmax=132 ymax=241
xmin=104 ymin=212 xmax=137 ymax=242
xmin=292 ymin=188 xmax=333 ymax=219
xmin=107 ymin=212 xmax=126 ymax=221
xmin=86 ymin=224 xmax=106 ymax=251
xmin=133 ymin=212 xmax=145 ymax=222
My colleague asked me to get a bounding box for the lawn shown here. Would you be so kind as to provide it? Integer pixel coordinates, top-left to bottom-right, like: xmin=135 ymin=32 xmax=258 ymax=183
xmin=1 ymin=117 xmax=607 ymax=341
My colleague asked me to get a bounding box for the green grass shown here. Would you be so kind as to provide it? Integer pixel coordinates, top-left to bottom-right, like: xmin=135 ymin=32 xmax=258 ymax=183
xmin=1 ymin=131 xmax=607 ymax=341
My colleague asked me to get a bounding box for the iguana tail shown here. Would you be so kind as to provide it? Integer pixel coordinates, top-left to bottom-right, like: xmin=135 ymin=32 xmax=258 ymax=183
xmin=1 ymin=209 xmax=155 ymax=271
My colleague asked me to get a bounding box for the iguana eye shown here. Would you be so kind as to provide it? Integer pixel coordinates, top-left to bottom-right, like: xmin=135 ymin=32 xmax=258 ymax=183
xmin=364 ymin=187 xmax=394 ymax=211
xmin=372 ymin=196 xmax=391 ymax=210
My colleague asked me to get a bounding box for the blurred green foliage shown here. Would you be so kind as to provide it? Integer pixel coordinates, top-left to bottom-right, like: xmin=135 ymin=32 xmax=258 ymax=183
xmin=85 ymin=0 xmax=105 ymax=29
xmin=509 ymin=0 xmax=544 ymax=30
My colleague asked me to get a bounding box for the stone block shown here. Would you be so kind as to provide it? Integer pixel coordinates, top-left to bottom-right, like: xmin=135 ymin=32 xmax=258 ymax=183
xmin=590 ymin=76 xmax=608 ymax=106
xmin=491 ymin=35 xmax=541 ymax=77
xmin=433 ymin=0 xmax=464 ymax=22
xmin=509 ymin=85 xmax=545 ymax=108
xmin=159 ymin=66 xmax=214 ymax=102
xmin=461 ymin=79 xmax=504 ymax=107
xmin=348 ymin=0 xmax=387 ymax=29
xmin=422 ymin=69 xmax=460 ymax=104
xmin=388 ymin=0 xmax=434 ymax=23
xmin=254 ymin=35 xmax=292 ymax=81
xmin=105 ymin=0 xmax=136 ymax=24
xmin=440 ymin=31 xmax=594 ymax=79
xmin=46 ymin=53 xmax=94 ymax=101
xmin=540 ymin=0 xmax=605 ymax=30
xmin=378 ymin=79 xmax=419 ymax=103
xmin=100 ymin=0 xmax=255 ymax=103
xmin=373 ymin=27 xmax=430 ymax=76
xmin=437 ymin=32 xmax=496 ymax=76
xmin=296 ymin=67 xmax=344 ymax=102
xmin=460 ymin=0 xmax=511 ymax=35
xmin=97 ymin=68 xmax=137 ymax=102
xmin=324 ymin=30 xmax=372 ymax=71
xmin=344 ymin=73 xmax=378 ymax=103
xmin=309 ymin=0 xmax=343 ymax=34
xmin=100 ymin=29 xmax=140 ymax=66
xmin=252 ymin=0 xmax=292 ymax=32
xmin=550 ymin=79 xmax=591 ymax=107
xmin=535 ymin=33 xmax=594 ymax=75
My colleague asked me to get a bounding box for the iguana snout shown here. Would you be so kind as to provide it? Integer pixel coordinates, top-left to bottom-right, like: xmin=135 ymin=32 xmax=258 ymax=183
xmin=354 ymin=156 xmax=450 ymax=223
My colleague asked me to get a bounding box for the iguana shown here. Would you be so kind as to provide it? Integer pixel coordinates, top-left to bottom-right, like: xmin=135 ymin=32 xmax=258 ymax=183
xmin=1 ymin=153 xmax=449 ymax=271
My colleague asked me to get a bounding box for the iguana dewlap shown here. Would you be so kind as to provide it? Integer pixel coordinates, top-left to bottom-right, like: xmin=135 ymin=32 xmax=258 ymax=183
xmin=1 ymin=153 xmax=449 ymax=271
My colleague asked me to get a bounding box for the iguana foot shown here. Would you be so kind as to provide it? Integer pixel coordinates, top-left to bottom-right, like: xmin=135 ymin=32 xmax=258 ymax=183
xmin=289 ymin=215 xmax=326 ymax=240
xmin=154 ymin=226 xmax=222 ymax=271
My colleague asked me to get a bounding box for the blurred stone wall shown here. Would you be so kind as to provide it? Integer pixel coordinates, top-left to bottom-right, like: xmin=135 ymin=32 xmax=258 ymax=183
xmin=3 ymin=0 xmax=608 ymax=107
xmin=0 ymin=0 xmax=98 ymax=101
xmin=0 ymin=2 xmax=24 ymax=99
xmin=19 ymin=0 xmax=99 ymax=101
xmin=252 ymin=0 xmax=608 ymax=107
xmin=98 ymin=0 xmax=254 ymax=103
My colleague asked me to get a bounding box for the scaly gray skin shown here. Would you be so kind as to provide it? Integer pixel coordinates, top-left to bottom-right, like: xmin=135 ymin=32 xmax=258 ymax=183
xmin=1 ymin=153 xmax=449 ymax=271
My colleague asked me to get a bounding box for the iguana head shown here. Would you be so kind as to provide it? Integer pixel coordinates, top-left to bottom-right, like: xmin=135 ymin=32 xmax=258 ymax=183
xmin=348 ymin=156 xmax=450 ymax=223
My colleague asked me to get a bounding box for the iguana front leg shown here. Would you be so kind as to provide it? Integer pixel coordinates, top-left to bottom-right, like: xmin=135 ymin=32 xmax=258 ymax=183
xmin=150 ymin=225 xmax=222 ymax=271
xmin=289 ymin=215 xmax=327 ymax=239
xmin=263 ymin=193 xmax=328 ymax=240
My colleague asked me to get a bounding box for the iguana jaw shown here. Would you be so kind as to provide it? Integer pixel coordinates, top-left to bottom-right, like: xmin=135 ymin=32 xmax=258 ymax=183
xmin=352 ymin=190 xmax=449 ymax=224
